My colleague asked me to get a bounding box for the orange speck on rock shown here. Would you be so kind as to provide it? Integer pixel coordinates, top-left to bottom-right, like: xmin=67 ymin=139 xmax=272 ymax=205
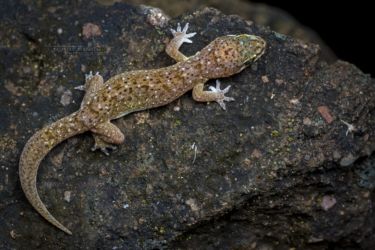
xmin=251 ymin=149 xmax=262 ymax=159
xmin=82 ymin=23 xmax=102 ymax=39
xmin=318 ymin=106 xmax=334 ymax=124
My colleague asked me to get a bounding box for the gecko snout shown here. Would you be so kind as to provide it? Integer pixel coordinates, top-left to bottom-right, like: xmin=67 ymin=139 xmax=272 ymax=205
xmin=236 ymin=34 xmax=266 ymax=64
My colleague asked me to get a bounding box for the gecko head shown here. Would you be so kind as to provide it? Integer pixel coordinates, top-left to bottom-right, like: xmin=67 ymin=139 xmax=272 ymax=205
xmin=235 ymin=34 xmax=266 ymax=65
xmin=202 ymin=34 xmax=266 ymax=78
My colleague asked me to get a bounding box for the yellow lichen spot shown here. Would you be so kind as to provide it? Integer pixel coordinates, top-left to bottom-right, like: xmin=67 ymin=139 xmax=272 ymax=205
xmin=271 ymin=130 xmax=280 ymax=137
xmin=0 ymin=135 xmax=17 ymax=152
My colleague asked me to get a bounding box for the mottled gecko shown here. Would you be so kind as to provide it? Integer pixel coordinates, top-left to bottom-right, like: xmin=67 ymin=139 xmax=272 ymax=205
xmin=19 ymin=23 xmax=266 ymax=235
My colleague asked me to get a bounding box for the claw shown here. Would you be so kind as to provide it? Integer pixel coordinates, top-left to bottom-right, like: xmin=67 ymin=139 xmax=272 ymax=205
xmin=101 ymin=147 xmax=110 ymax=156
xmin=74 ymin=85 xmax=85 ymax=91
xmin=218 ymin=100 xmax=227 ymax=110
xmin=85 ymin=71 xmax=94 ymax=81
xmin=85 ymin=71 xmax=102 ymax=81
xmin=91 ymin=144 xmax=117 ymax=156
xmin=182 ymin=22 xmax=189 ymax=32
xmin=223 ymin=85 xmax=231 ymax=93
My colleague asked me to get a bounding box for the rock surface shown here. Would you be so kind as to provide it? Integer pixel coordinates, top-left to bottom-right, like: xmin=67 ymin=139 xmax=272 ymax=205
xmin=124 ymin=0 xmax=337 ymax=62
xmin=0 ymin=1 xmax=374 ymax=249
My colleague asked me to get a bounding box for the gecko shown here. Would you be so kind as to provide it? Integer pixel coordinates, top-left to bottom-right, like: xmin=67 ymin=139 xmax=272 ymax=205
xmin=19 ymin=23 xmax=266 ymax=235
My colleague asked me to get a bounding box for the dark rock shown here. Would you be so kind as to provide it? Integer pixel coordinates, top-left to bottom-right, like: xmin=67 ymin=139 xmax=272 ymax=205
xmin=0 ymin=1 xmax=374 ymax=249
xmin=123 ymin=0 xmax=337 ymax=62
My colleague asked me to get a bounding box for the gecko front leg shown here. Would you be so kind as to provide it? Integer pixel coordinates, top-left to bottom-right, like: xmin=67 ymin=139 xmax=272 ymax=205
xmin=166 ymin=23 xmax=196 ymax=62
xmin=192 ymin=80 xmax=235 ymax=110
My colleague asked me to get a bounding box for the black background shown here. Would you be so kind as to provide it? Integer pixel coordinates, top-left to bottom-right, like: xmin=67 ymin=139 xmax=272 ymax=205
xmin=252 ymin=0 xmax=373 ymax=76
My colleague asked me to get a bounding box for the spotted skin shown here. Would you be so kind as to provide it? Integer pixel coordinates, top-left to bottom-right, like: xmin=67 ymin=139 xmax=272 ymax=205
xmin=19 ymin=23 xmax=266 ymax=235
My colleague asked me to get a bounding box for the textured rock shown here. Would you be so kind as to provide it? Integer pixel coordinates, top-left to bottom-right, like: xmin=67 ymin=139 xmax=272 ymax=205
xmin=124 ymin=0 xmax=337 ymax=62
xmin=0 ymin=1 xmax=374 ymax=249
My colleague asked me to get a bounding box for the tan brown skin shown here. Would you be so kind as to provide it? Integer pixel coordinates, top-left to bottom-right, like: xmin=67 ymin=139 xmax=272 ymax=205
xmin=19 ymin=24 xmax=266 ymax=235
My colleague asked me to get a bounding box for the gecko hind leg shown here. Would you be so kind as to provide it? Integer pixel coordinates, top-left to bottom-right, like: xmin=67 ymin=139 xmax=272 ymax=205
xmin=91 ymin=135 xmax=118 ymax=156
xmin=90 ymin=122 xmax=125 ymax=155
xmin=76 ymin=71 xmax=104 ymax=107
xmin=75 ymin=71 xmax=103 ymax=91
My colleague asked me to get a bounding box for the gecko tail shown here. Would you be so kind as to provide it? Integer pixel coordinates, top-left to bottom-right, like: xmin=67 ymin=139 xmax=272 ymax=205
xmin=22 ymin=186 xmax=73 ymax=235
xmin=19 ymin=111 xmax=87 ymax=235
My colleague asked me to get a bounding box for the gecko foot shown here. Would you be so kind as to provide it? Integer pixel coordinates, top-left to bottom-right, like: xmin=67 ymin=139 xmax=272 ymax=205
xmin=208 ymin=80 xmax=235 ymax=110
xmin=91 ymin=143 xmax=117 ymax=156
xmin=76 ymin=71 xmax=102 ymax=91
xmin=91 ymin=136 xmax=117 ymax=156
xmin=74 ymin=71 xmax=95 ymax=91
xmin=170 ymin=23 xmax=196 ymax=45
xmin=85 ymin=71 xmax=101 ymax=81
xmin=85 ymin=71 xmax=94 ymax=81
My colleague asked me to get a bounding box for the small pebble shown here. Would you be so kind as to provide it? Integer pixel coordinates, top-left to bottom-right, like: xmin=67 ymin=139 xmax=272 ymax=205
xmin=173 ymin=106 xmax=180 ymax=111
xmin=340 ymin=153 xmax=357 ymax=166
xmin=321 ymin=195 xmax=336 ymax=211
xmin=261 ymin=75 xmax=269 ymax=83
xmin=303 ymin=117 xmax=312 ymax=126
xmin=60 ymin=90 xmax=72 ymax=106
xmin=64 ymin=191 xmax=72 ymax=202
xmin=317 ymin=106 xmax=334 ymax=124
xmin=82 ymin=23 xmax=102 ymax=39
